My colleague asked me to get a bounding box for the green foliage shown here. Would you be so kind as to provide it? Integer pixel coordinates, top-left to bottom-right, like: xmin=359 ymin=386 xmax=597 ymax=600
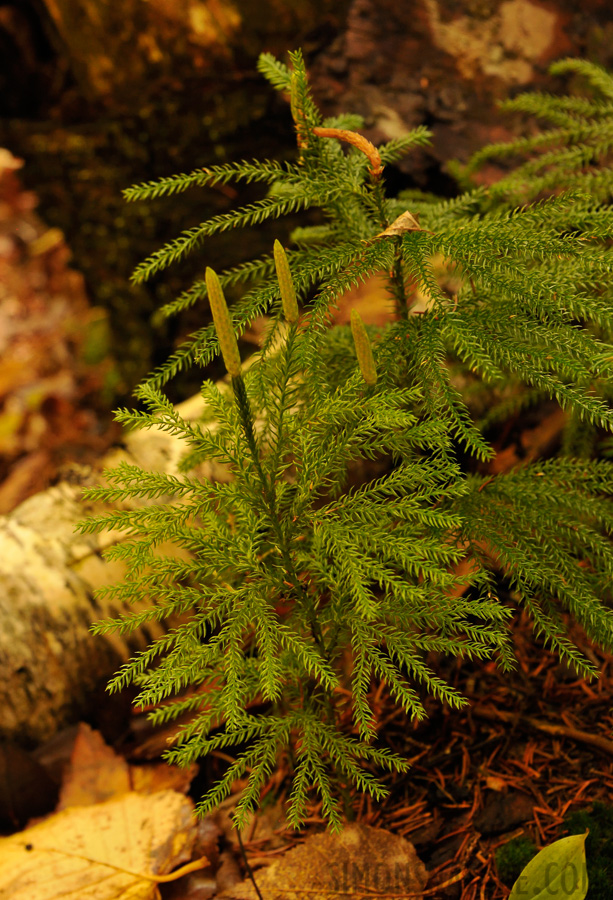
xmin=500 ymin=804 xmax=613 ymax=899
xmin=508 ymin=833 xmax=588 ymax=899
xmin=450 ymin=58 xmax=613 ymax=208
xmin=78 ymin=54 xmax=613 ymax=830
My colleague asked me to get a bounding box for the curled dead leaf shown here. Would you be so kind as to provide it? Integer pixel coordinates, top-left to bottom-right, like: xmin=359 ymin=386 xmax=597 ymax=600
xmin=374 ymin=210 xmax=426 ymax=238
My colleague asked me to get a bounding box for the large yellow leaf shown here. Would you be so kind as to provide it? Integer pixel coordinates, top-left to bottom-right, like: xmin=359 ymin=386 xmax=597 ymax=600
xmin=0 ymin=790 xmax=201 ymax=900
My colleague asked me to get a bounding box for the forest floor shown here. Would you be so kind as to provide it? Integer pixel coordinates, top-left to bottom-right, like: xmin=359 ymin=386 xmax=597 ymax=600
xmin=2 ymin=609 xmax=611 ymax=900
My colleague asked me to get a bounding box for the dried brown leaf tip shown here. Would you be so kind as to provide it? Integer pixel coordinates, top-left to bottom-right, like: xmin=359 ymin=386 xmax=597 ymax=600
xmin=374 ymin=211 xmax=433 ymax=239
xmin=312 ymin=127 xmax=383 ymax=180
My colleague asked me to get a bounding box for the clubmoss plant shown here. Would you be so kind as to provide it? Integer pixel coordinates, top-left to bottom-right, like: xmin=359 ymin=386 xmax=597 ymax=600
xmin=77 ymin=52 xmax=613 ymax=830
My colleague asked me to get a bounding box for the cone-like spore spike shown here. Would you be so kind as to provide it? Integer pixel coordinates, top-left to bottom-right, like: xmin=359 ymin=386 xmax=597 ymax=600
xmin=274 ymin=240 xmax=299 ymax=324
xmin=350 ymin=309 xmax=377 ymax=386
xmin=206 ymin=267 xmax=242 ymax=377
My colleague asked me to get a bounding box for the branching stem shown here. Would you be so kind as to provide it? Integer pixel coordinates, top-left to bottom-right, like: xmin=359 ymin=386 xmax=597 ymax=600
xmin=231 ymin=373 xmax=329 ymax=661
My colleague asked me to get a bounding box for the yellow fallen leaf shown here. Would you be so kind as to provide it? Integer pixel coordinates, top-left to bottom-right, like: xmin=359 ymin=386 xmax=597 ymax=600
xmin=0 ymin=790 xmax=205 ymax=900
xmin=130 ymin=759 xmax=199 ymax=796
xmin=333 ymin=275 xmax=396 ymax=327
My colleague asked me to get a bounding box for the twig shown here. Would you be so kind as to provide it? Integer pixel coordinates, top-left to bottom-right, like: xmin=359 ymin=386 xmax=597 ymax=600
xmin=236 ymin=825 xmax=265 ymax=900
xmin=473 ymin=705 xmax=613 ymax=755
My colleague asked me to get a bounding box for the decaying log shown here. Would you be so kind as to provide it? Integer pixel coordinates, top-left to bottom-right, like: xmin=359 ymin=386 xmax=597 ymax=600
xmin=0 ymin=392 xmax=230 ymax=745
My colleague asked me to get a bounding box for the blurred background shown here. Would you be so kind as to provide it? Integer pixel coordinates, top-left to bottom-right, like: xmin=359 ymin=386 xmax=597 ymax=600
xmin=1 ymin=0 xmax=612 ymax=512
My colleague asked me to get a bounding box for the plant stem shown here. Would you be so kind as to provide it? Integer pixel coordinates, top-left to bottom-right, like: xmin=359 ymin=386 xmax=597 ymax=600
xmin=267 ymin=324 xmax=298 ymax=482
xmin=389 ymin=240 xmax=409 ymax=321
xmin=368 ymin=178 xmax=409 ymax=320
xmin=370 ymin=177 xmax=389 ymax=231
xmin=235 ymin=826 xmax=264 ymax=900
xmin=231 ymin=373 xmax=329 ymax=659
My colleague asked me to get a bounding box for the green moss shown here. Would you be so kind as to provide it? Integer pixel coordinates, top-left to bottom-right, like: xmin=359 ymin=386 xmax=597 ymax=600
xmin=564 ymin=802 xmax=613 ymax=900
xmin=495 ymin=836 xmax=539 ymax=887
xmin=81 ymin=314 xmax=111 ymax=366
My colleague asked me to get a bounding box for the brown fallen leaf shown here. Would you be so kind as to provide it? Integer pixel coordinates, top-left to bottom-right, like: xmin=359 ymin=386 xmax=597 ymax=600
xmin=219 ymin=823 xmax=427 ymax=900
xmin=57 ymin=722 xmax=131 ymax=810
xmin=0 ymin=150 xmax=119 ymax=514
xmin=488 ymin=407 xmax=567 ymax=474
xmin=0 ymin=790 xmax=206 ymax=900
xmin=0 ymin=741 xmax=58 ymax=830
xmin=57 ymin=723 xmax=198 ymax=809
